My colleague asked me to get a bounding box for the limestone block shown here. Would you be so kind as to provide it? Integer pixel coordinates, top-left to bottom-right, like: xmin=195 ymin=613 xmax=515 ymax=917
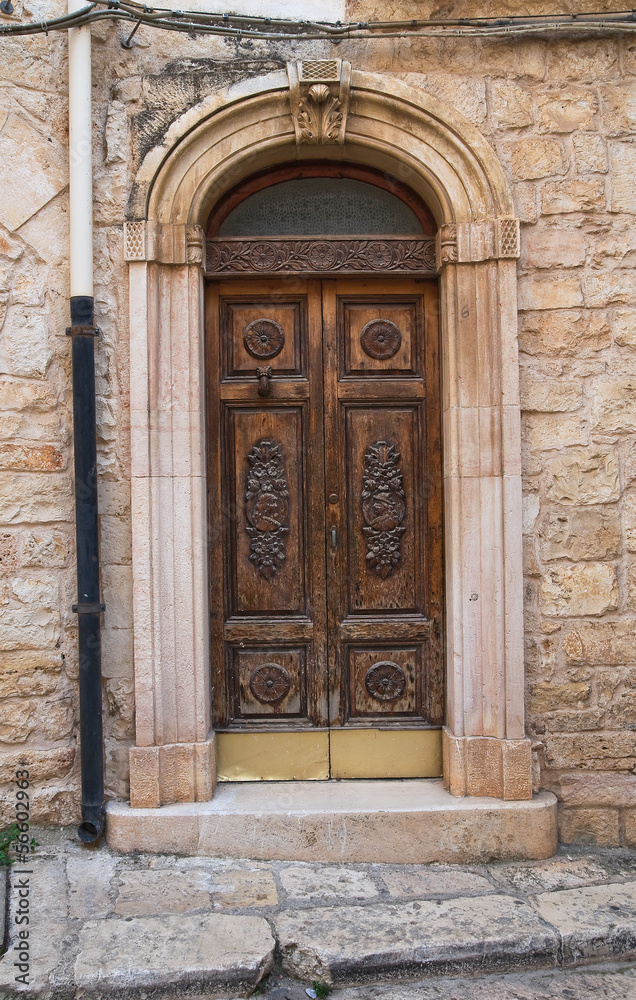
xmin=100 ymin=513 xmax=132 ymax=565
xmin=489 ymin=80 xmax=532 ymax=128
xmin=102 ymin=564 xmax=133 ymax=630
xmin=115 ymin=869 xmax=211 ymax=916
xmin=533 ymin=880 xmax=636 ymax=965
xmin=68 ymin=852 xmax=117 ymax=919
xmin=0 ymin=697 xmax=37 ymax=742
xmin=613 ymin=308 xmax=636 ymax=348
xmin=0 ymin=378 xmax=55 ymax=411
xmin=523 ymin=414 xmax=587 ymax=452
xmin=98 ymin=480 xmax=131 ymax=518
xmin=519 ymin=310 xmax=610 ymax=357
xmin=0 ymin=649 xmax=62 ymax=697
xmin=378 ymin=868 xmax=493 ymax=899
xmin=545 ymin=39 xmax=617 ymax=80
xmin=105 ymin=100 xmax=130 ymax=165
xmin=585 ymin=272 xmax=636 ymax=307
xmin=536 ymin=87 xmax=597 ymax=133
xmin=74 ymin=912 xmax=275 ymax=995
xmin=523 ymin=494 xmax=540 ymax=533
xmin=521 ymin=228 xmax=586 ymax=270
xmin=591 ymin=379 xmax=636 ymax=433
xmin=31 ymin=787 xmax=80 ymax=825
xmin=0 ymin=472 xmax=72 ymax=525
xmin=11 ymin=575 xmax=58 ymax=607
xmin=600 ymin=82 xmax=636 ymax=136
xmin=279 ymin=866 xmax=377 ymax=903
xmin=540 ymin=563 xmax=617 ymax=617
xmin=538 ymin=508 xmax=620 ymax=562
xmin=554 ymin=771 xmax=636 ymax=808
xmin=546 ymin=448 xmax=619 ymax=505
xmin=590 ymin=227 xmax=636 ymax=269
xmin=519 ymin=378 xmax=583 ymax=413
xmin=40 ymin=698 xmax=75 ymax=741
xmin=0 ymin=115 xmax=67 ymax=231
xmin=210 ymin=869 xmax=279 ymax=908
xmin=0 ymin=306 xmax=52 ymax=378
xmin=608 ymin=142 xmax=636 ymax=213
xmin=573 ymin=133 xmax=608 ymax=174
xmin=541 ymin=179 xmax=605 ymax=215
xmin=0 ymin=746 xmax=74 ymax=783
xmin=480 ymin=39 xmax=547 ymax=80
xmin=101 ymin=626 xmax=134 ymax=678
xmin=529 ymin=683 xmax=591 ymax=714
xmin=624 ymin=495 xmax=636 ymax=552
xmin=564 ymin=621 xmax=636 ymax=665
xmin=18 ymin=194 xmax=69 ymax=267
xmin=518 ymin=275 xmax=583 ymax=311
xmin=20 ymin=528 xmax=69 ymax=568
xmin=417 ymin=75 xmax=486 ymax=126
xmin=0 ymin=605 xmax=60 ymax=651
xmin=542 ymin=732 xmax=636 ymax=770
xmin=275 ymin=895 xmax=558 ymax=984
xmin=512 ymin=183 xmax=537 ymax=224
xmin=0 ymin=531 xmax=17 ymax=573
xmin=508 ymin=137 xmax=566 ymax=180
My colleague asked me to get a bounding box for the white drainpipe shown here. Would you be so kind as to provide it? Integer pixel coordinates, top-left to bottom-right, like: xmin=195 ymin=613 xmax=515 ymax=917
xmin=68 ymin=0 xmax=93 ymax=300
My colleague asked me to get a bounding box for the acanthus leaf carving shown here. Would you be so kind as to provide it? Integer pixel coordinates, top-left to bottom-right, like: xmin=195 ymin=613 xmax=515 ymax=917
xmin=361 ymin=440 xmax=406 ymax=579
xmin=245 ymin=440 xmax=289 ymax=580
xmin=287 ymin=60 xmax=351 ymax=147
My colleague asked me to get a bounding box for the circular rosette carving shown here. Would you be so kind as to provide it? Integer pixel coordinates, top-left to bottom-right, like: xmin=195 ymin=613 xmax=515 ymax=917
xmin=366 ymin=242 xmax=393 ymax=268
xmin=249 ymin=242 xmax=278 ymax=270
xmin=360 ymin=319 xmax=402 ymax=360
xmin=206 ymin=244 xmax=222 ymax=272
xmin=365 ymin=661 xmax=407 ymax=702
xmin=308 ymin=241 xmax=337 ymax=269
xmin=244 ymin=318 xmax=285 ymax=359
xmin=250 ymin=663 xmax=292 ymax=703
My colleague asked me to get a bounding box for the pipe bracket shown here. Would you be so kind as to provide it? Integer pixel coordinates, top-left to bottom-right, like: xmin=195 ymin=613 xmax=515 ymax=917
xmin=72 ymin=602 xmax=106 ymax=614
xmin=66 ymin=325 xmax=101 ymax=337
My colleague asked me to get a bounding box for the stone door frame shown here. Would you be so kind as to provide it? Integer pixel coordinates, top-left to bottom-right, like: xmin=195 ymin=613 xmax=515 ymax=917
xmin=123 ymin=69 xmax=532 ymax=809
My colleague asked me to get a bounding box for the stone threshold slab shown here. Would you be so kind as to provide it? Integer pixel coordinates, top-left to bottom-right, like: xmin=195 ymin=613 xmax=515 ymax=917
xmin=106 ymin=780 xmax=557 ymax=863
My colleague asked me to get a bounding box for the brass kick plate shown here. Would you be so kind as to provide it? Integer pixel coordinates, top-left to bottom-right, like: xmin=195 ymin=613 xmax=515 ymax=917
xmin=330 ymin=728 xmax=442 ymax=779
xmin=217 ymin=732 xmax=330 ymax=781
xmin=216 ymin=729 xmax=442 ymax=781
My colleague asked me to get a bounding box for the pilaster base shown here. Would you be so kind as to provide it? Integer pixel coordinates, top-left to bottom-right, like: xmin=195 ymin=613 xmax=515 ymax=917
xmin=443 ymin=727 xmax=533 ymax=800
xmin=129 ymin=737 xmax=216 ymax=808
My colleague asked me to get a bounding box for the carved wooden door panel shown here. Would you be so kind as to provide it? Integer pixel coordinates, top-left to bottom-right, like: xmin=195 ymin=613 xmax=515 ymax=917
xmin=206 ymin=277 xmax=442 ymax=780
xmin=322 ymin=279 xmax=443 ymax=776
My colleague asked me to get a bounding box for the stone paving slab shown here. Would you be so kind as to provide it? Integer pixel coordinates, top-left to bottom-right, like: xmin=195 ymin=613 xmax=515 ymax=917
xmin=1 ymin=833 xmax=636 ymax=998
xmin=275 ymin=894 xmax=559 ymax=985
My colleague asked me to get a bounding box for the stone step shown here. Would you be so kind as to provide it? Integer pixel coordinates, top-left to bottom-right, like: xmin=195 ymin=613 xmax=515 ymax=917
xmin=107 ymin=779 xmax=558 ymax=863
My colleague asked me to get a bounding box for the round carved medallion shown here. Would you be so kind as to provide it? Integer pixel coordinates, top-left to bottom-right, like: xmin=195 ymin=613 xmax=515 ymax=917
xmin=250 ymin=663 xmax=292 ymax=703
xmin=362 ymin=492 xmax=406 ymax=533
xmin=246 ymin=491 xmax=289 ymax=533
xmin=244 ymin=318 xmax=285 ymax=359
xmin=249 ymin=242 xmax=279 ymax=270
xmin=360 ymin=319 xmax=402 ymax=360
xmin=308 ymin=241 xmax=337 ymax=269
xmin=365 ymin=661 xmax=406 ymax=702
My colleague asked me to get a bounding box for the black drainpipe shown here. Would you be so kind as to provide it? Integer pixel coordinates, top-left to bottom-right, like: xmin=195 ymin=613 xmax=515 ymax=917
xmin=67 ymin=294 xmax=105 ymax=843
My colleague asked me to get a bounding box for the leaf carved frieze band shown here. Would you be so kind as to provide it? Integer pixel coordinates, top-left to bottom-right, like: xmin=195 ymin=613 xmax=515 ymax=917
xmin=206 ymin=238 xmax=437 ymax=276
xmin=361 ymin=441 xmax=407 ymax=579
xmin=245 ymin=440 xmax=289 ymax=580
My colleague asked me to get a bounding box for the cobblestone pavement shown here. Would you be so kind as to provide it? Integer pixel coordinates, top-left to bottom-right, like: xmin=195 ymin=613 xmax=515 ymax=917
xmin=1 ymin=832 xmax=636 ymax=998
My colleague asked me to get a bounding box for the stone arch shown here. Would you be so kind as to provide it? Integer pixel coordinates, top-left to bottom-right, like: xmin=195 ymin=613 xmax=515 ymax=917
xmin=123 ymin=68 xmax=530 ymax=809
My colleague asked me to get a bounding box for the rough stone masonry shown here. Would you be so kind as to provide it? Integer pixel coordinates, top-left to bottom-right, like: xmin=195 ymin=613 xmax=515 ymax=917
xmin=1 ymin=0 xmax=636 ymax=844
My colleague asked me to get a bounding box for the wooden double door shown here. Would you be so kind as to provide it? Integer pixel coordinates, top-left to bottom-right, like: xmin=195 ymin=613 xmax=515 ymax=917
xmin=206 ymin=278 xmax=443 ymax=780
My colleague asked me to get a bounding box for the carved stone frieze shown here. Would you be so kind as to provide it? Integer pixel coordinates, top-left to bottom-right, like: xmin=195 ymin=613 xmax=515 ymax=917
xmin=206 ymin=238 xmax=436 ymax=276
xmin=245 ymin=440 xmax=289 ymax=580
xmin=287 ymin=60 xmax=351 ymax=147
xmin=361 ymin=441 xmax=406 ymax=579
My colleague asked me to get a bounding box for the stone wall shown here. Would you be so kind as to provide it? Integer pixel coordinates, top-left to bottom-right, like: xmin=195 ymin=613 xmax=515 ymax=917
xmin=0 ymin=0 xmax=635 ymax=842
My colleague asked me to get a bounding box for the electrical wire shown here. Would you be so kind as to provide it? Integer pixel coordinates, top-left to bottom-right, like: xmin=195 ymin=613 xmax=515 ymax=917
xmin=1 ymin=0 xmax=636 ymax=39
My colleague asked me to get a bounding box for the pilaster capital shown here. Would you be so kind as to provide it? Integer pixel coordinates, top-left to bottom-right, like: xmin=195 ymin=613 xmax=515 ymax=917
xmin=436 ymin=218 xmax=520 ymax=269
xmin=124 ymin=221 xmax=205 ymax=266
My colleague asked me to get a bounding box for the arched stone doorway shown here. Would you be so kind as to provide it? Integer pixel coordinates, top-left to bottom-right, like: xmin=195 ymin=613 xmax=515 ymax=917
xmin=119 ymin=65 xmax=534 ymax=818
